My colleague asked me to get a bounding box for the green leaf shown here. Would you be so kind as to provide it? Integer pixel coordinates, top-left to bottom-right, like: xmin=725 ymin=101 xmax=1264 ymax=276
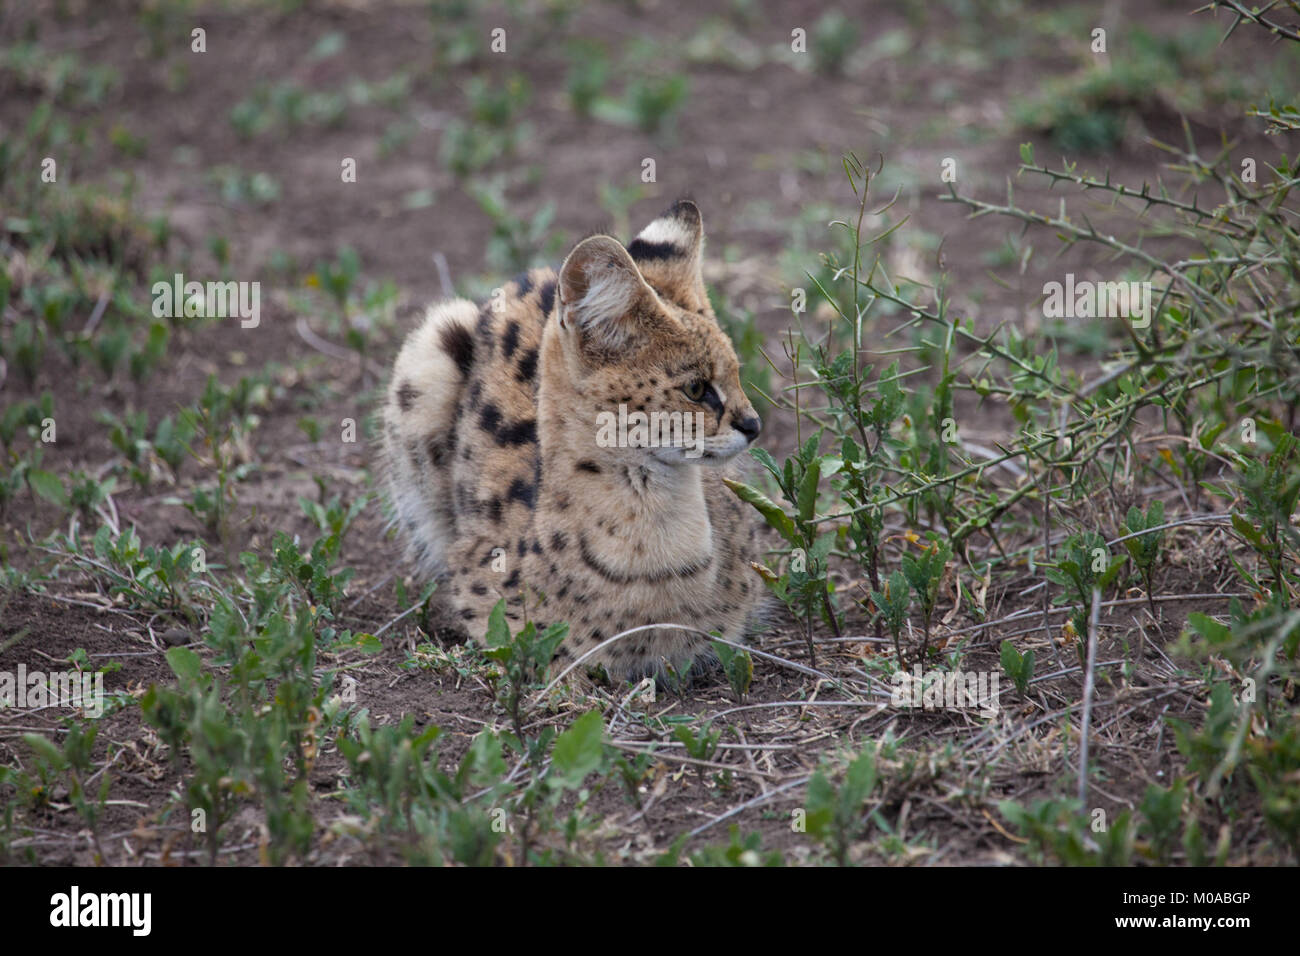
xmin=27 ymin=469 xmax=66 ymax=507
xmin=749 ymin=446 xmax=783 ymax=482
xmin=165 ymin=645 xmax=203 ymax=683
xmin=796 ymin=457 xmax=822 ymax=522
xmin=1186 ymin=612 xmax=1230 ymax=644
xmin=1230 ymin=512 xmax=1263 ymax=547
xmin=712 ymin=640 xmax=753 ymax=698
xmin=841 ymin=749 xmax=878 ymax=808
xmin=1000 ymin=640 xmax=1033 ymax=693
xmin=723 ymin=478 xmax=796 ymax=542
xmin=550 ymin=709 xmax=605 ymax=789
xmin=485 ymin=599 xmax=511 ymax=648
xmin=23 ymin=733 xmax=66 ymax=769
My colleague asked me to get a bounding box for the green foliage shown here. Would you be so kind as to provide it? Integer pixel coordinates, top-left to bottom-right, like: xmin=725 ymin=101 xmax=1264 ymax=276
xmin=711 ymin=639 xmax=753 ymax=702
xmin=672 ymin=722 xmax=721 ymax=763
xmin=804 ymin=745 xmax=880 ymax=865
xmin=999 ymin=639 xmax=1034 ymax=696
xmin=625 ymin=75 xmax=689 ymax=134
xmin=565 ymin=40 xmax=608 ymax=117
xmin=811 ymin=11 xmax=859 ymax=76
xmin=868 ymin=570 xmax=911 ymax=665
xmin=88 ymin=525 xmax=205 ymax=623
xmin=440 ymin=76 xmax=532 ymax=176
xmin=1045 ymin=531 xmax=1126 ymax=640
xmin=1123 ymin=500 xmax=1165 ymax=614
xmin=998 ymin=799 xmax=1135 ymax=866
xmin=1012 ymin=26 xmax=1229 ymax=152
xmin=727 ymin=437 xmax=841 ymax=666
xmin=684 ymin=827 xmax=783 ymax=867
xmin=900 ymin=535 xmax=952 ymax=660
xmin=470 ymin=179 xmax=567 ymax=275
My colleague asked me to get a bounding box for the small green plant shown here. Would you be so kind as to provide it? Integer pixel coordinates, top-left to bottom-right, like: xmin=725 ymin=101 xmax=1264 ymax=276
xmin=625 ymin=75 xmax=689 ymax=134
xmin=24 ymin=727 xmax=110 ymax=862
xmin=804 ymin=744 xmax=880 ymax=865
xmin=999 ymin=639 xmax=1034 ymax=696
xmin=727 ymin=437 xmax=841 ymax=666
xmin=85 ymin=525 xmax=204 ymax=623
xmin=673 ymin=721 xmax=721 ymax=762
xmin=1122 ymin=500 xmax=1166 ymax=617
xmin=566 ymin=41 xmax=608 ymax=118
xmin=440 ymin=76 xmax=532 ymax=176
xmin=869 ymin=570 xmax=912 ymax=667
xmin=1223 ymin=433 xmax=1300 ymax=601
xmin=481 ymin=600 xmax=568 ymax=756
xmin=1045 ymin=531 xmax=1126 ymax=643
xmin=312 ymin=247 xmax=361 ymax=320
xmin=811 ymin=11 xmax=859 ymax=75
xmin=998 ymin=798 xmax=1135 ymax=865
xmin=900 ymin=535 xmax=952 ymax=661
xmin=176 ymin=374 xmax=266 ymax=539
xmin=470 ymin=180 xmax=566 ymax=275
xmin=682 ymin=827 xmax=783 ymax=866
xmin=711 ymin=639 xmax=753 ymax=703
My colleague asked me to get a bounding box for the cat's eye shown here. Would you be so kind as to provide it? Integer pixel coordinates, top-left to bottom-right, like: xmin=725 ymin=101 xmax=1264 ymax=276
xmin=682 ymin=380 xmax=708 ymax=402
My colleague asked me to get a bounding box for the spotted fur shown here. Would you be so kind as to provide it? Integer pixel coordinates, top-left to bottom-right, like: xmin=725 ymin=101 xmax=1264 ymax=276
xmin=382 ymin=201 xmax=764 ymax=679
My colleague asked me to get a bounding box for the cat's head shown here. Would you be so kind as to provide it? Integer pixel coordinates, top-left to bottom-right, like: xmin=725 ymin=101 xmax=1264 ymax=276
xmin=549 ymin=201 xmax=761 ymax=466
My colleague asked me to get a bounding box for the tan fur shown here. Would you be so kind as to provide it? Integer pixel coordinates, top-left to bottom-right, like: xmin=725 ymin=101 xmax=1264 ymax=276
xmin=381 ymin=201 xmax=764 ymax=679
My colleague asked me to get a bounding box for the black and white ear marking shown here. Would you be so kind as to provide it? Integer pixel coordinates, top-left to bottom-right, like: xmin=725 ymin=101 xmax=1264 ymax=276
xmin=557 ymin=235 xmax=654 ymax=351
xmin=628 ymin=199 xmax=704 ymax=264
xmin=625 ymin=200 xmax=710 ymax=312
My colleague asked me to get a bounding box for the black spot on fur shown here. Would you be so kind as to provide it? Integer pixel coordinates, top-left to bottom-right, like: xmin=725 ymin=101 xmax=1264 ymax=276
xmin=497 ymin=418 xmax=536 ymax=446
xmin=515 ymin=347 xmax=538 ymax=383
xmin=514 ymin=271 xmax=535 ymax=298
xmin=471 ymin=583 xmax=488 ymax=595
xmin=537 ymin=280 xmax=557 ymax=318
xmin=487 ymin=497 xmax=502 ymax=523
xmin=551 ymin=531 xmax=567 ymax=551
xmin=479 ymin=402 xmax=536 ymax=446
xmin=504 ymin=569 xmax=520 ymax=589
xmin=507 ymin=478 xmax=535 ymax=509
xmin=575 ymin=460 xmax=601 ymax=474
xmin=396 ymin=381 xmax=420 ymax=412
xmin=439 ymin=322 xmax=475 ymax=377
xmin=502 ymin=320 xmax=520 ymax=359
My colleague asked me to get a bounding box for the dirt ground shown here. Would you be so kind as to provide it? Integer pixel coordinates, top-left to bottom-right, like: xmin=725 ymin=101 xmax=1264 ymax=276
xmin=1 ymin=0 xmax=1296 ymax=865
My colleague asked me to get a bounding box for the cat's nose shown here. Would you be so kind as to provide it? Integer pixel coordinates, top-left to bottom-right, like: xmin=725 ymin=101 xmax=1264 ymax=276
xmin=734 ymin=415 xmax=762 ymax=441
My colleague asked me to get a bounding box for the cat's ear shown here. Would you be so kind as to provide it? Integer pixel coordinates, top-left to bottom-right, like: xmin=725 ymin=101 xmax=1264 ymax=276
xmin=557 ymin=235 xmax=659 ymax=352
xmin=626 ymin=199 xmax=708 ymax=312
